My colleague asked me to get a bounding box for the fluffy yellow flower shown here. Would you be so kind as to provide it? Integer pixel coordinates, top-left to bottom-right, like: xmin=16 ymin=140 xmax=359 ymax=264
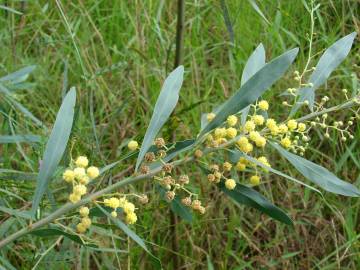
xmin=287 ymin=119 xmax=298 ymax=131
xmin=236 ymin=136 xmax=249 ymax=147
xmin=128 ymin=140 xmax=138 ymax=151
xmin=281 ymin=137 xmax=292 ymax=148
xmin=63 ymin=169 xmax=75 ymax=183
xmin=111 ymin=211 xmax=117 ymax=217
xmin=249 ymin=131 xmax=261 ymax=142
xmin=214 ymin=128 xmax=227 ymax=139
xmin=79 ymin=176 xmax=89 ymax=185
xmin=257 ymin=156 xmax=271 ymax=167
xmin=225 ymin=178 xmax=236 ymax=190
xmin=104 ymin=197 xmax=120 ymax=209
xmin=278 ymin=124 xmax=288 ymax=134
xmin=223 ymin=162 xmax=232 ymax=171
xmin=79 ymin=206 xmax=89 ymax=217
xmin=252 ymin=115 xmax=265 ymax=125
xmin=266 ymin=118 xmax=277 ymax=129
xmin=244 ymin=120 xmax=256 ymax=132
xmin=75 ymin=156 xmax=89 ymax=168
xmin=69 ymin=193 xmax=81 ymax=203
xmin=235 ymin=162 xmax=246 ymax=171
xmin=270 ymin=125 xmax=279 ymax=135
xmin=241 ymin=143 xmax=253 ymax=153
xmin=81 ymin=217 xmax=92 ymax=228
xmin=74 ymin=167 xmax=86 ymax=180
xmin=254 ymin=136 xmax=266 ymax=148
xmin=87 ymin=166 xmax=100 ymax=179
xmin=73 ymin=184 xmax=87 ymax=196
xmin=238 ymin=157 xmax=248 ymax=164
xmin=298 ymin=123 xmax=306 ymax=132
xmin=250 ymin=175 xmax=260 ymax=185
xmin=226 ymin=127 xmax=237 ymax=139
xmin=125 ymin=212 xmax=138 ymax=224
xmin=123 ymin=202 xmax=135 ymax=214
xmin=227 ymin=115 xmax=238 ymax=126
xmin=207 ymin=112 xmax=216 ymax=122
xmin=76 ymin=223 xmax=87 ymax=233
xmin=258 ymin=100 xmax=269 ymax=111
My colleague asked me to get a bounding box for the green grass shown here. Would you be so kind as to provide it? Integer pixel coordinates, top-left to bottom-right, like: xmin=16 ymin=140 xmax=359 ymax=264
xmin=0 ymin=0 xmax=359 ymax=269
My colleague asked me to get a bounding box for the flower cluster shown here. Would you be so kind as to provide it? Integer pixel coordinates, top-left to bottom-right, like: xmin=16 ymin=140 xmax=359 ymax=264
xmin=62 ymin=156 xmax=100 ymax=203
xmin=76 ymin=206 xmax=91 ymax=233
xmin=103 ymin=197 xmax=138 ymax=224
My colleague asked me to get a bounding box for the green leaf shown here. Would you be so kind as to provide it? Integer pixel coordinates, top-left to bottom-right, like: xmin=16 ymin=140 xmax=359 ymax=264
xmin=97 ymin=205 xmax=162 ymax=268
xmin=240 ymin=43 xmax=266 ymax=125
xmin=0 ymin=134 xmax=42 ymax=144
xmin=158 ymin=186 xmax=192 ymax=222
xmin=207 ymin=255 xmax=215 ymax=270
xmin=199 ymin=48 xmax=298 ymax=137
xmin=270 ymin=141 xmax=360 ymax=196
xmin=0 ymin=65 xmax=36 ymax=84
xmin=291 ymin=32 xmax=357 ymax=115
xmin=220 ymin=182 xmax=293 ymax=225
xmin=31 ymin=88 xmax=77 ymax=214
xmin=136 ymin=66 xmax=184 ymax=171
xmin=0 ymin=206 xmax=32 ymax=219
xmin=30 ymin=226 xmax=97 ymax=247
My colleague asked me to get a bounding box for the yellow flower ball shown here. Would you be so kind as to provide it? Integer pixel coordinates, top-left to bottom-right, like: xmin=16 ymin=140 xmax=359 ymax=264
xmin=223 ymin=162 xmax=232 ymax=171
xmin=236 ymin=136 xmax=249 ymax=147
xmin=278 ymin=124 xmax=288 ymax=134
xmin=298 ymin=123 xmax=306 ymax=132
xmin=207 ymin=112 xmax=216 ymax=122
xmin=257 ymin=156 xmax=271 ymax=167
xmin=287 ymin=119 xmax=298 ymax=131
xmin=105 ymin=197 xmax=120 ymax=209
xmin=79 ymin=206 xmax=89 ymax=217
xmin=75 ymin=156 xmax=89 ymax=168
xmin=255 ymin=136 xmax=266 ymax=148
xmin=227 ymin=115 xmax=238 ymax=126
xmin=128 ymin=140 xmax=138 ymax=151
xmin=258 ymin=100 xmax=269 ymax=111
xmin=226 ymin=127 xmax=237 ymax=139
xmin=81 ymin=217 xmax=92 ymax=228
xmin=235 ymin=162 xmax=246 ymax=171
xmin=111 ymin=211 xmax=117 ymax=217
xmin=249 ymin=131 xmax=260 ymax=142
xmin=63 ymin=169 xmax=75 ymax=183
xmin=270 ymin=125 xmax=280 ymax=136
xmin=225 ymin=178 xmax=236 ymax=190
xmin=214 ymin=128 xmax=227 ymax=139
xmin=79 ymin=176 xmax=89 ymax=185
xmin=241 ymin=142 xmax=253 ymax=153
xmin=238 ymin=157 xmax=248 ymax=164
xmin=73 ymin=184 xmax=87 ymax=196
xmin=123 ymin=202 xmax=135 ymax=214
xmin=74 ymin=167 xmax=86 ymax=180
xmin=87 ymin=166 xmax=100 ymax=179
xmin=266 ymin=118 xmax=277 ymax=129
xmin=76 ymin=223 xmax=87 ymax=233
xmin=280 ymin=137 xmax=292 ymax=148
xmin=250 ymin=175 xmax=260 ymax=185
xmin=252 ymin=115 xmax=265 ymax=125
xmin=244 ymin=120 xmax=256 ymax=132
xmin=125 ymin=212 xmax=138 ymax=224
xmin=69 ymin=193 xmax=81 ymax=203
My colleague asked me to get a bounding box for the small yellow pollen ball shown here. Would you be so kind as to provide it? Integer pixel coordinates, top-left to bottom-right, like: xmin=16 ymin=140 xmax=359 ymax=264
xmin=76 ymin=223 xmax=87 ymax=233
xmin=75 ymin=156 xmax=89 ymax=168
xmin=235 ymin=162 xmax=246 ymax=171
xmin=226 ymin=127 xmax=237 ymax=139
xmin=74 ymin=167 xmax=86 ymax=180
xmin=87 ymin=166 xmax=100 ymax=179
xmin=281 ymin=137 xmax=292 ymax=148
xmin=81 ymin=217 xmax=92 ymax=228
xmin=252 ymin=115 xmax=265 ymax=125
xmin=69 ymin=193 xmax=81 ymax=203
xmin=128 ymin=140 xmax=139 ymax=151
xmin=223 ymin=162 xmax=232 ymax=171
xmin=63 ymin=169 xmax=75 ymax=183
xmin=225 ymin=178 xmax=236 ymax=190
xmin=258 ymin=100 xmax=269 ymax=111
xmin=73 ymin=184 xmax=87 ymax=196
xmin=298 ymin=123 xmax=306 ymax=132
xmin=125 ymin=212 xmax=138 ymax=224
xmin=287 ymin=119 xmax=298 ymax=131
xmin=227 ymin=115 xmax=238 ymax=126
xmin=250 ymin=175 xmax=260 ymax=185
xmin=244 ymin=120 xmax=256 ymax=133
xmin=79 ymin=206 xmax=90 ymax=217
xmin=111 ymin=211 xmax=117 ymax=217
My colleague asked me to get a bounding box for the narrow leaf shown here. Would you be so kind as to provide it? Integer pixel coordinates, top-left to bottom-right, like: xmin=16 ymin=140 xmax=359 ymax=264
xmin=220 ymin=182 xmax=293 ymax=225
xmin=0 ymin=65 xmax=36 ymax=84
xmin=136 ymin=66 xmax=184 ymax=171
xmin=270 ymin=141 xmax=360 ymax=196
xmin=199 ymin=48 xmax=298 ymax=137
xmin=240 ymin=43 xmax=266 ymax=124
xmin=31 ymin=88 xmax=76 ymax=213
xmin=0 ymin=135 xmax=41 ymax=144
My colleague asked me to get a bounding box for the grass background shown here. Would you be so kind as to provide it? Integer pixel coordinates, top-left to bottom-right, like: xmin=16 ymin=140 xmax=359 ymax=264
xmin=0 ymin=0 xmax=359 ymax=269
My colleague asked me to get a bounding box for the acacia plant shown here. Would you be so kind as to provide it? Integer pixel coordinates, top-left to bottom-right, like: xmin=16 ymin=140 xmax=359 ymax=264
xmin=0 ymin=31 xmax=359 ymax=266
